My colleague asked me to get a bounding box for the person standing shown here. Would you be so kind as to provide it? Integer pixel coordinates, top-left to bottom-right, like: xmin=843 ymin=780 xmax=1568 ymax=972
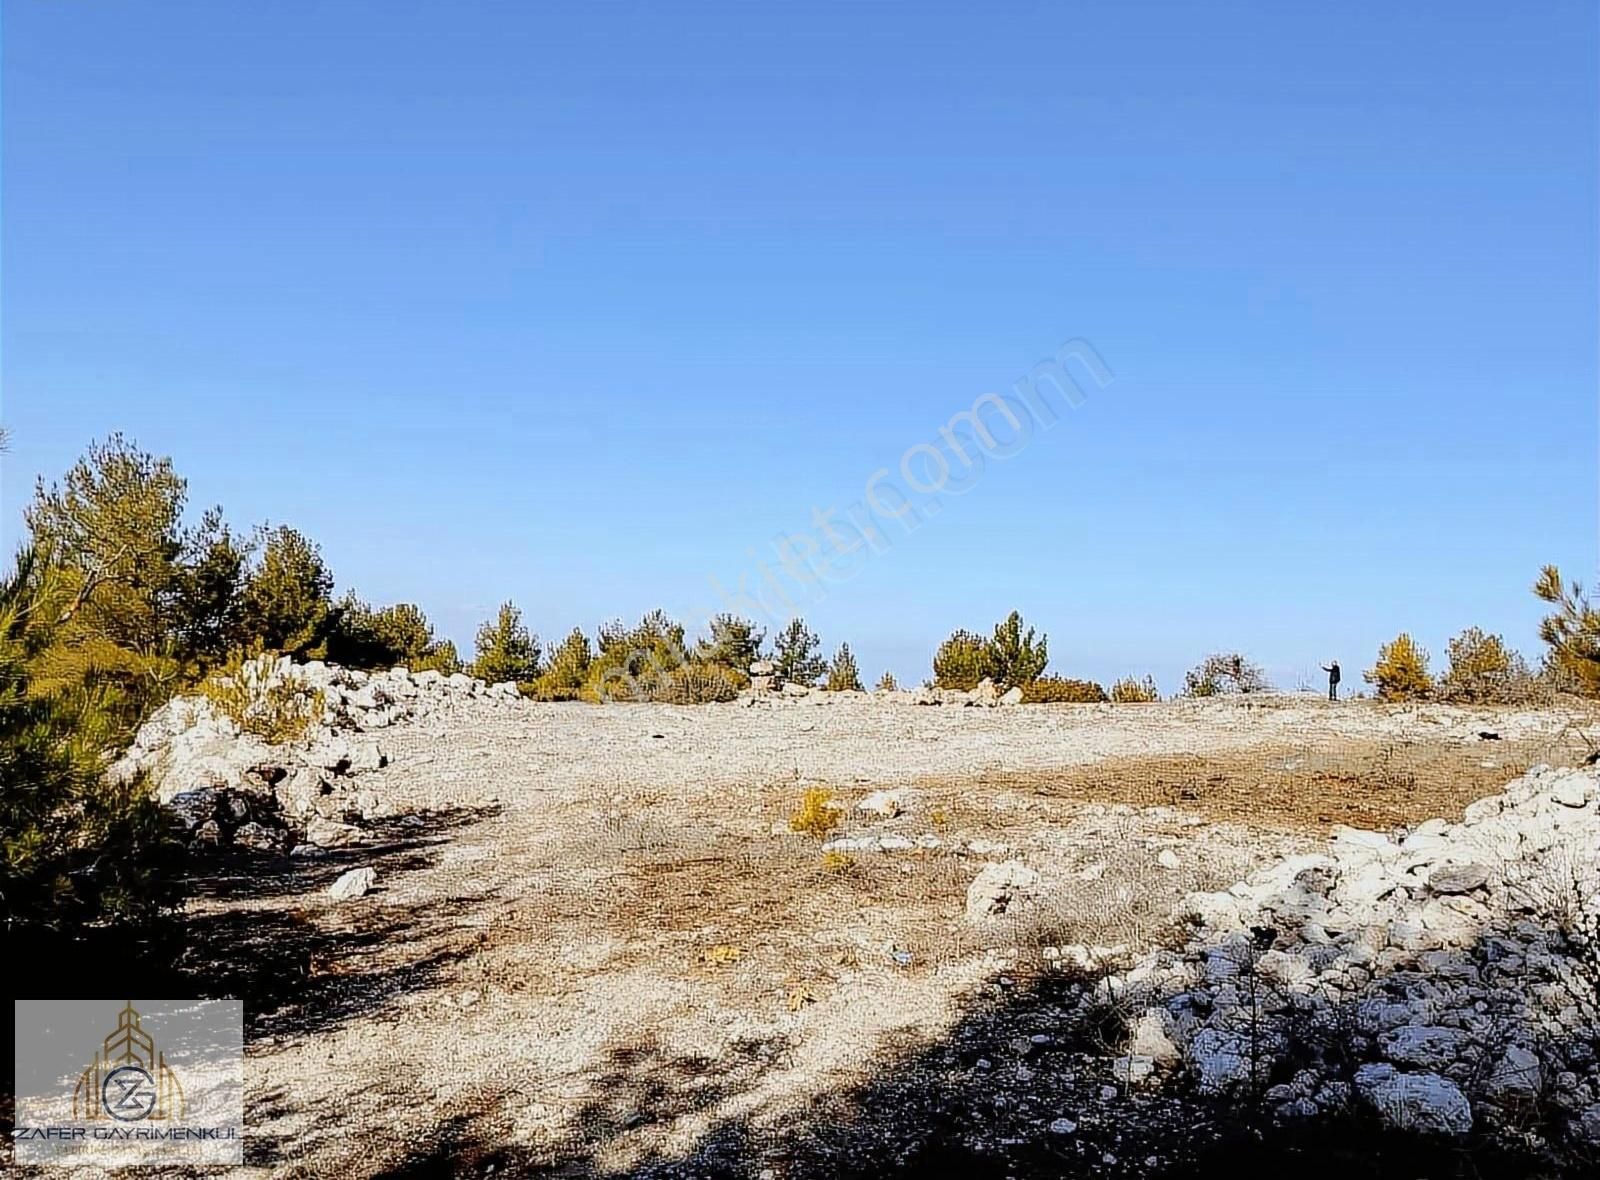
xmin=1321 ymin=660 xmax=1341 ymax=701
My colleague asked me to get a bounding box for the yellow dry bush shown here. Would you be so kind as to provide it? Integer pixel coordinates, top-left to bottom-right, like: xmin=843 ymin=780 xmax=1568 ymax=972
xmin=1365 ymin=633 xmax=1433 ymax=702
xmin=789 ymin=787 xmax=840 ymax=838
xmin=820 ymin=850 xmax=854 ymax=873
xmin=1109 ymin=675 xmax=1161 ymax=703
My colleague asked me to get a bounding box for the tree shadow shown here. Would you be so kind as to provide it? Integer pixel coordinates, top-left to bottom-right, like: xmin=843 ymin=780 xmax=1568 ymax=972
xmin=367 ymin=920 xmax=1596 ymax=1179
xmin=4 ymin=804 xmax=501 ymax=1170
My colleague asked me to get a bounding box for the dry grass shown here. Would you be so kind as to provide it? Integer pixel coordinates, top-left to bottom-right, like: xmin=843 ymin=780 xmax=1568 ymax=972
xmin=918 ymin=729 xmax=1593 ymax=832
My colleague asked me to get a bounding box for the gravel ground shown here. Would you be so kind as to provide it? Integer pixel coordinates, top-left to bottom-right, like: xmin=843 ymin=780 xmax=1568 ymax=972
xmin=160 ymin=695 xmax=1595 ymax=1177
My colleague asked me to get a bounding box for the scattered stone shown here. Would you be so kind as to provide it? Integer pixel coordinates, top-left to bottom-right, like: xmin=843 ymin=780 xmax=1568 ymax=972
xmin=328 ymin=867 xmax=377 ymax=901
xmin=964 ymin=861 xmax=1040 ymax=922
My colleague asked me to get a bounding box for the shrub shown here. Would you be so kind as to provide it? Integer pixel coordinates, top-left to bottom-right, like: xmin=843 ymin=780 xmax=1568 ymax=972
xmin=932 ymin=629 xmax=990 ymax=690
xmin=1183 ymin=653 xmax=1270 ymax=697
xmin=199 ymin=647 xmax=325 ymax=743
xmin=651 ymin=662 xmax=743 ymax=704
xmin=523 ymin=627 xmax=592 ymax=701
xmin=826 ymin=643 xmax=863 ymax=692
xmin=696 ymin=614 xmax=764 ymax=679
xmin=1365 ymin=633 xmax=1433 ymax=701
xmin=0 ymin=546 xmax=180 ymax=933
xmin=472 ymin=601 xmax=541 ymax=685
xmin=988 ymin=610 xmax=1049 ymax=688
xmin=773 ymin=617 xmax=826 ymax=686
xmin=1437 ymin=627 xmax=1544 ymax=704
xmin=1110 ymin=675 xmax=1161 ymax=703
xmin=1023 ymin=675 xmax=1108 ymax=703
xmin=1535 ymin=565 xmax=1600 ymax=697
xmin=875 ymin=670 xmax=898 ymax=692
xmin=789 ymin=787 xmax=840 ymax=838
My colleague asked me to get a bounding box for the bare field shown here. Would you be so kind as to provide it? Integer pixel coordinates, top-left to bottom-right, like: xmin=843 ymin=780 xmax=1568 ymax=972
xmin=159 ymin=696 xmax=1596 ymax=1177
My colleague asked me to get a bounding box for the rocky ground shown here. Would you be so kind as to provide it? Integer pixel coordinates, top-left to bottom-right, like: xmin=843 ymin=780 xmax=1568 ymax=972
xmin=56 ymin=670 xmax=1600 ymax=1177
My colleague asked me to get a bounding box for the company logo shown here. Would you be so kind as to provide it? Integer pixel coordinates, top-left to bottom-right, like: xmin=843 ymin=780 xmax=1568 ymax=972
xmin=72 ymin=1002 xmax=185 ymax=1122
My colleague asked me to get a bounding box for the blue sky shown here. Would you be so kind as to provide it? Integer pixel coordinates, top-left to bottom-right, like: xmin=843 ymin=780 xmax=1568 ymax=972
xmin=3 ymin=2 xmax=1595 ymax=691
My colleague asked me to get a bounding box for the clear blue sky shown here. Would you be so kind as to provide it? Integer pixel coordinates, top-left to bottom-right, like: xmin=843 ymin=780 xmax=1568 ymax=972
xmin=3 ymin=2 xmax=1595 ymax=691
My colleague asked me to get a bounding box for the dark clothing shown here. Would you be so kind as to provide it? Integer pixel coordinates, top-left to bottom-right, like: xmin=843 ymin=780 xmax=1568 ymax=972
xmin=1324 ymin=663 xmax=1341 ymax=702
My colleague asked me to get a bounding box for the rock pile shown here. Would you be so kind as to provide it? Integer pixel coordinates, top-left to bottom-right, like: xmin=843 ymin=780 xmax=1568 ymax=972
xmin=975 ymin=763 xmax=1600 ymax=1148
xmin=109 ymin=659 xmax=521 ymax=854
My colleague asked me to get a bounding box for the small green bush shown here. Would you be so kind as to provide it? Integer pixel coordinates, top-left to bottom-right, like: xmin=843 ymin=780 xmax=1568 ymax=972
xmin=1109 ymin=675 xmax=1161 ymax=703
xmin=1022 ymin=675 xmax=1108 ymax=704
xmin=1365 ymin=634 xmax=1433 ymax=701
xmin=876 ymin=670 xmax=898 ymax=692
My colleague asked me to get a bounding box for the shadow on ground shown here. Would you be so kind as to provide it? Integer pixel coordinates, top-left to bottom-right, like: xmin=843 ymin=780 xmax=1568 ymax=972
xmin=367 ymin=932 xmax=1593 ymax=1180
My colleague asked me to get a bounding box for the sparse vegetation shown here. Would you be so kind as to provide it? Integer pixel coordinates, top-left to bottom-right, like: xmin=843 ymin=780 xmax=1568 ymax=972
xmin=1109 ymin=674 xmax=1161 ymax=703
xmin=875 ymin=670 xmax=898 ymax=692
xmin=1365 ymin=633 xmax=1433 ymax=701
xmin=1022 ymin=675 xmax=1108 ymax=703
xmin=199 ymin=646 xmax=325 ymax=743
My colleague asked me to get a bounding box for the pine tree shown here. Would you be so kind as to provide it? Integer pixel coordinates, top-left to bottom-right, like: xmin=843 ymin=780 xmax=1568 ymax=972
xmin=773 ymin=618 xmax=826 ymax=686
xmin=1535 ymin=565 xmax=1600 ymax=697
xmin=876 ymin=670 xmax=898 ymax=692
xmin=696 ymin=613 xmax=765 ymax=675
xmin=472 ymin=601 xmax=541 ymax=684
xmin=528 ymin=627 xmax=592 ymax=700
xmin=826 ymin=643 xmax=863 ymax=692
xmin=25 ymin=435 xmax=221 ymax=719
xmin=988 ymin=610 xmax=1048 ymax=687
xmin=239 ymin=525 xmax=335 ymax=657
xmin=0 ymin=545 xmax=179 ymax=932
